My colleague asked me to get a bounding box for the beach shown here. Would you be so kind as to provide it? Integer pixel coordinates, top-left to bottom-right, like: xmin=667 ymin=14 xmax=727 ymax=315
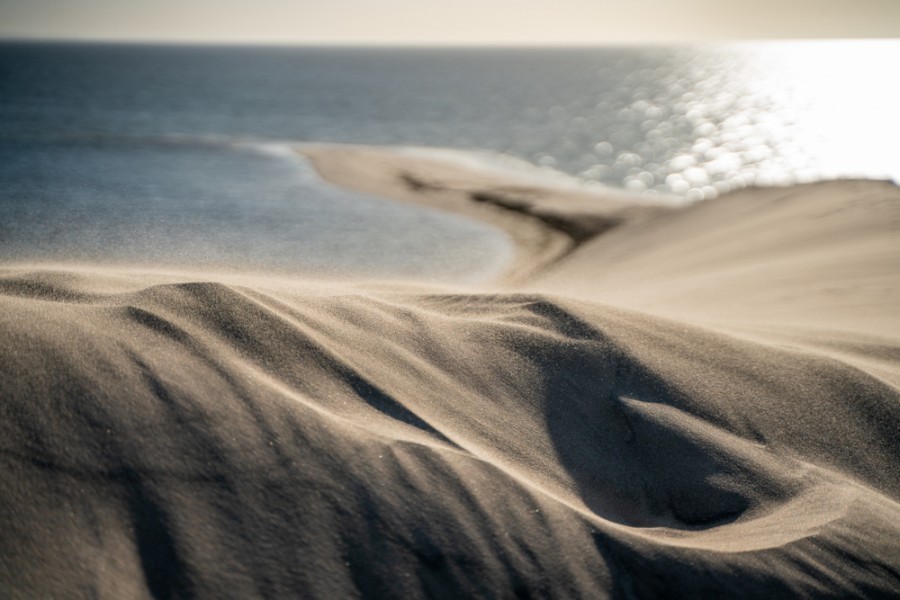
xmin=1 ymin=145 xmax=898 ymax=597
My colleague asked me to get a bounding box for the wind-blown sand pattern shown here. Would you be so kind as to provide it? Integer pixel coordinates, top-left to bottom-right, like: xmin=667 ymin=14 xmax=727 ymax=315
xmin=1 ymin=147 xmax=898 ymax=598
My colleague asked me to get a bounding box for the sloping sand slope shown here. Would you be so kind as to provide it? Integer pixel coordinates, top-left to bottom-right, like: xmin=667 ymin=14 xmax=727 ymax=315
xmin=1 ymin=150 xmax=898 ymax=598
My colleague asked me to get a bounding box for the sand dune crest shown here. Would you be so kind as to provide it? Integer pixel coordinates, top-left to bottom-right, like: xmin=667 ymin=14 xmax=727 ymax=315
xmin=2 ymin=264 xmax=898 ymax=597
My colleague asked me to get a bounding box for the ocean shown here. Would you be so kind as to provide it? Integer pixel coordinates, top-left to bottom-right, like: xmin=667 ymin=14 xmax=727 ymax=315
xmin=1 ymin=41 xmax=897 ymax=280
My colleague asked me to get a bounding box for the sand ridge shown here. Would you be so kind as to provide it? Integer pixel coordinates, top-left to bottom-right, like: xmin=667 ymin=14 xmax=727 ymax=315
xmin=1 ymin=147 xmax=899 ymax=598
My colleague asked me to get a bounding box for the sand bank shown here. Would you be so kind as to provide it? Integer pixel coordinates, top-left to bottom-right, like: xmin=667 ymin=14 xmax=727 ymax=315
xmin=1 ymin=146 xmax=898 ymax=598
xmin=300 ymin=144 xmax=672 ymax=283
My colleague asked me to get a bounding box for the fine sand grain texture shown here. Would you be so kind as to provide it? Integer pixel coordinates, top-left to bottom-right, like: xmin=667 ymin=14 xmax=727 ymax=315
xmin=1 ymin=147 xmax=898 ymax=598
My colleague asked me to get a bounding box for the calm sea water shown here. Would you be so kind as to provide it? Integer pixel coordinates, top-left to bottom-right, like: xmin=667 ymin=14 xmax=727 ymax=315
xmin=1 ymin=41 xmax=897 ymax=278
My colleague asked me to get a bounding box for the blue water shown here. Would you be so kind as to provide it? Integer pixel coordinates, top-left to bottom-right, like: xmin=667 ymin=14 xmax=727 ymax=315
xmin=0 ymin=138 xmax=512 ymax=280
xmin=1 ymin=41 xmax=897 ymax=278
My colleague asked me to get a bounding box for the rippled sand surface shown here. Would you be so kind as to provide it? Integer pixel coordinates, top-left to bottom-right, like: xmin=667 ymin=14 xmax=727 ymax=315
xmin=1 ymin=150 xmax=898 ymax=597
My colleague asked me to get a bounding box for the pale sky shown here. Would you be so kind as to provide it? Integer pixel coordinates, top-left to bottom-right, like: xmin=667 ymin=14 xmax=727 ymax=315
xmin=1 ymin=0 xmax=898 ymax=45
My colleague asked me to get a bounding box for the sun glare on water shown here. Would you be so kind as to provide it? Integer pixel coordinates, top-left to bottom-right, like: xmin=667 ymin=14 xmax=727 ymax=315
xmin=565 ymin=40 xmax=899 ymax=202
xmin=672 ymin=40 xmax=899 ymax=199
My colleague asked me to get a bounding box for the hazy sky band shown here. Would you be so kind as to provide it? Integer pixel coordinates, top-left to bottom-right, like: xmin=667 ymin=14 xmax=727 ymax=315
xmin=2 ymin=0 xmax=899 ymax=44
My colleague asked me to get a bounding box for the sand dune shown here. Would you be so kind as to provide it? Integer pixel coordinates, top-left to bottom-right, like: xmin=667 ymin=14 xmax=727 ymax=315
xmin=1 ymin=148 xmax=898 ymax=598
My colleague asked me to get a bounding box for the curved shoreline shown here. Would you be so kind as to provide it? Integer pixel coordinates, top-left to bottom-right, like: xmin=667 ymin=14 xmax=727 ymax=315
xmin=299 ymin=143 xmax=672 ymax=284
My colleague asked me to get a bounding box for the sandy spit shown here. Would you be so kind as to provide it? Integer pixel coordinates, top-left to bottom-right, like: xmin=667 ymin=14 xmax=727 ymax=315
xmin=1 ymin=146 xmax=898 ymax=598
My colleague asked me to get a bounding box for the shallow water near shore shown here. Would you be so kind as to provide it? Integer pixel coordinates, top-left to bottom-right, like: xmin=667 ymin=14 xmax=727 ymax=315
xmin=0 ymin=137 xmax=513 ymax=281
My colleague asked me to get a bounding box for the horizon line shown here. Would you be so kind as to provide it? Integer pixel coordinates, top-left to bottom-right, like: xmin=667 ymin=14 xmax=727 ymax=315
xmin=1 ymin=35 xmax=897 ymax=48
